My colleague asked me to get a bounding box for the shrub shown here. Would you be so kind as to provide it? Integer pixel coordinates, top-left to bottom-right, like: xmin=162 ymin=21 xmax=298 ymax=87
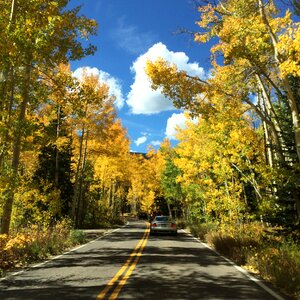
xmin=198 ymin=222 xmax=300 ymax=298
xmin=70 ymin=230 xmax=87 ymax=244
xmin=0 ymin=233 xmax=33 ymax=268
xmin=188 ymin=222 xmax=218 ymax=241
xmin=0 ymin=219 xmax=76 ymax=275
xmin=206 ymin=231 xmax=248 ymax=265
xmin=250 ymin=241 xmax=300 ymax=297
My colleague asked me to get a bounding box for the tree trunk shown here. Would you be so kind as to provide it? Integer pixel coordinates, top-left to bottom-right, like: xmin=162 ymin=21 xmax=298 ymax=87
xmin=257 ymin=75 xmax=285 ymax=150
xmin=245 ymin=97 xmax=286 ymax=164
xmin=55 ymin=105 xmax=61 ymax=187
xmin=1 ymin=59 xmax=31 ymax=235
xmin=282 ymin=77 xmax=300 ymax=163
xmin=0 ymin=67 xmax=15 ymax=170
xmin=258 ymin=0 xmax=300 ymax=163
xmin=0 ymin=0 xmax=17 ymax=169
xmin=111 ymin=181 xmax=117 ymax=219
xmin=9 ymin=0 xmax=16 ymax=27
xmin=76 ymin=130 xmax=89 ymax=227
xmin=167 ymin=201 xmax=172 ymax=218
xmin=72 ymin=127 xmax=85 ymax=227
xmin=262 ymin=119 xmax=274 ymax=167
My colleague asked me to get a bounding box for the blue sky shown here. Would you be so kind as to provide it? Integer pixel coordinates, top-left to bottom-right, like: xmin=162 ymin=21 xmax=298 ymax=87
xmin=70 ymin=0 xmax=212 ymax=152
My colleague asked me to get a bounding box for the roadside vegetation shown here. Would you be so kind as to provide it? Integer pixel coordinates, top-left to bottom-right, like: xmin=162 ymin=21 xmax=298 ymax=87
xmin=0 ymin=0 xmax=300 ymax=298
xmin=0 ymin=217 xmax=125 ymax=278
xmin=0 ymin=220 xmax=84 ymax=277
xmin=189 ymin=222 xmax=300 ymax=298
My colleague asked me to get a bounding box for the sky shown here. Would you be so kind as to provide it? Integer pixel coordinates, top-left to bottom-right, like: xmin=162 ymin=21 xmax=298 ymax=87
xmin=69 ymin=0 xmax=212 ymax=153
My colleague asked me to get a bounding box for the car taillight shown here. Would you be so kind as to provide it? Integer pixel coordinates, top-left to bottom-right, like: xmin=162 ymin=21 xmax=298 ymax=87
xmin=171 ymin=223 xmax=176 ymax=228
xmin=151 ymin=223 xmax=157 ymax=227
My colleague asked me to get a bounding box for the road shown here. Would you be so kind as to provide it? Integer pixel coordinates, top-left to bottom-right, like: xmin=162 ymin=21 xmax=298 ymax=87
xmin=0 ymin=221 xmax=286 ymax=300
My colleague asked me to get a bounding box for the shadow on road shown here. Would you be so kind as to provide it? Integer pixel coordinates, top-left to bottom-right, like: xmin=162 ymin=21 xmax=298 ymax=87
xmin=118 ymin=232 xmax=287 ymax=300
xmin=0 ymin=223 xmax=289 ymax=300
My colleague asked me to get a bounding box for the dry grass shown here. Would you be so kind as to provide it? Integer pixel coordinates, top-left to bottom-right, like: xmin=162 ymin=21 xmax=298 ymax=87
xmin=189 ymin=221 xmax=300 ymax=298
xmin=0 ymin=220 xmax=86 ymax=277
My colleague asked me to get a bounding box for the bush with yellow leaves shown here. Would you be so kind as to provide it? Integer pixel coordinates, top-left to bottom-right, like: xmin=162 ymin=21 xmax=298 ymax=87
xmin=0 ymin=219 xmax=85 ymax=277
xmin=0 ymin=233 xmax=33 ymax=270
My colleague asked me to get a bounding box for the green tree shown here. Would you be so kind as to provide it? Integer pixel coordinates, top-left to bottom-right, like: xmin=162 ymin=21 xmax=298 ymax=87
xmin=33 ymin=108 xmax=73 ymax=218
xmin=161 ymin=156 xmax=183 ymax=218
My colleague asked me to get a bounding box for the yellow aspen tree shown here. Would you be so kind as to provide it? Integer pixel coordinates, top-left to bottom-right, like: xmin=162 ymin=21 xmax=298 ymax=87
xmin=194 ymin=0 xmax=300 ymax=163
xmin=175 ymin=102 xmax=268 ymax=225
xmin=146 ymin=0 xmax=300 ymax=221
xmin=70 ymin=71 xmax=114 ymax=227
xmin=0 ymin=1 xmax=97 ymax=234
xmin=92 ymin=119 xmax=130 ymax=220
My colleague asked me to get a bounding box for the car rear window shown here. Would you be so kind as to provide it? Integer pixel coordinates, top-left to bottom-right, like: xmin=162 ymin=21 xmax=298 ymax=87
xmin=155 ymin=216 xmax=170 ymax=222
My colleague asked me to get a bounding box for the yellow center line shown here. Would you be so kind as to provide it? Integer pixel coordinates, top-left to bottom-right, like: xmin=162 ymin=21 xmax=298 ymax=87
xmin=108 ymin=229 xmax=150 ymax=300
xmin=96 ymin=223 xmax=149 ymax=300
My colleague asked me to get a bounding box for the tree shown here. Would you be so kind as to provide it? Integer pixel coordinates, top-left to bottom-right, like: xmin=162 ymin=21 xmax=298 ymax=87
xmin=69 ymin=71 xmax=114 ymax=227
xmin=33 ymin=108 xmax=73 ymax=217
xmin=145 ymin=0 xmax=300 ymax=222
xmin=156 ymin=139 xmax=184 ymax=218
xmin=92 ymin=120 xmax=131 ymax=224
xmin=0 ymin=0 xmax=97 ymax=234
xmin=174 ymin=104 xmax=270 ymax=225
xmin=161 ymin=156 xmax=183 ymax=218
xmin=194 ymin=0 xmax=300 ymax=163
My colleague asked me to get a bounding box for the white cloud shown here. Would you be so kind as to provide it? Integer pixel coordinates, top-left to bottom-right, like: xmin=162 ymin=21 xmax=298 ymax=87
xmin=165 ymin=113 xmax=187 ymax=140
xmin=126 ymin=42 xmax=206 ymax=115
xmin=134 ymin=136 xmax=147 ymax=146
xmin=73 ymin=67 xmax=125 ymax=109
xmin=151 ymin=140 xmax=161 ymax=146
xmin=73 ymin=66 xmax=98 ymax=78
xmin=112 ymin=18 xmax=156 ymax=55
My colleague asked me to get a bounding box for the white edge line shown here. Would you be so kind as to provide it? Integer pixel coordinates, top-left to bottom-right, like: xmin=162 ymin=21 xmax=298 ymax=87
xmin=0 ymin=222 xmax=130 ymax=282
xmin=182 ymin=229 xmax=286 ymax=300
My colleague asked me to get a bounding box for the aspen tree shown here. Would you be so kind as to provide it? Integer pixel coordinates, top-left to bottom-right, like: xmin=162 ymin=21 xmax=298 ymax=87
xmin=0 ymin=1 xmax=97 ymax=234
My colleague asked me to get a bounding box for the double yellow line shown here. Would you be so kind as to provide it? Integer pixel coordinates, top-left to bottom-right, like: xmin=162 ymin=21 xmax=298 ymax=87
xmin=96 ymin=223 xmax=150 ymax=300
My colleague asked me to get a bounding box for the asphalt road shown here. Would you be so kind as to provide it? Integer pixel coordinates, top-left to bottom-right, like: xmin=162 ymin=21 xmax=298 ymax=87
xmin=0 ymin=221 xmax=287 ymax=300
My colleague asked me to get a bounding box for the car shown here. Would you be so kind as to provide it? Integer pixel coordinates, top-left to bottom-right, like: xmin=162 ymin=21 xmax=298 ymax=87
xmin=150 ymin=215 xmax=177 ymax=236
